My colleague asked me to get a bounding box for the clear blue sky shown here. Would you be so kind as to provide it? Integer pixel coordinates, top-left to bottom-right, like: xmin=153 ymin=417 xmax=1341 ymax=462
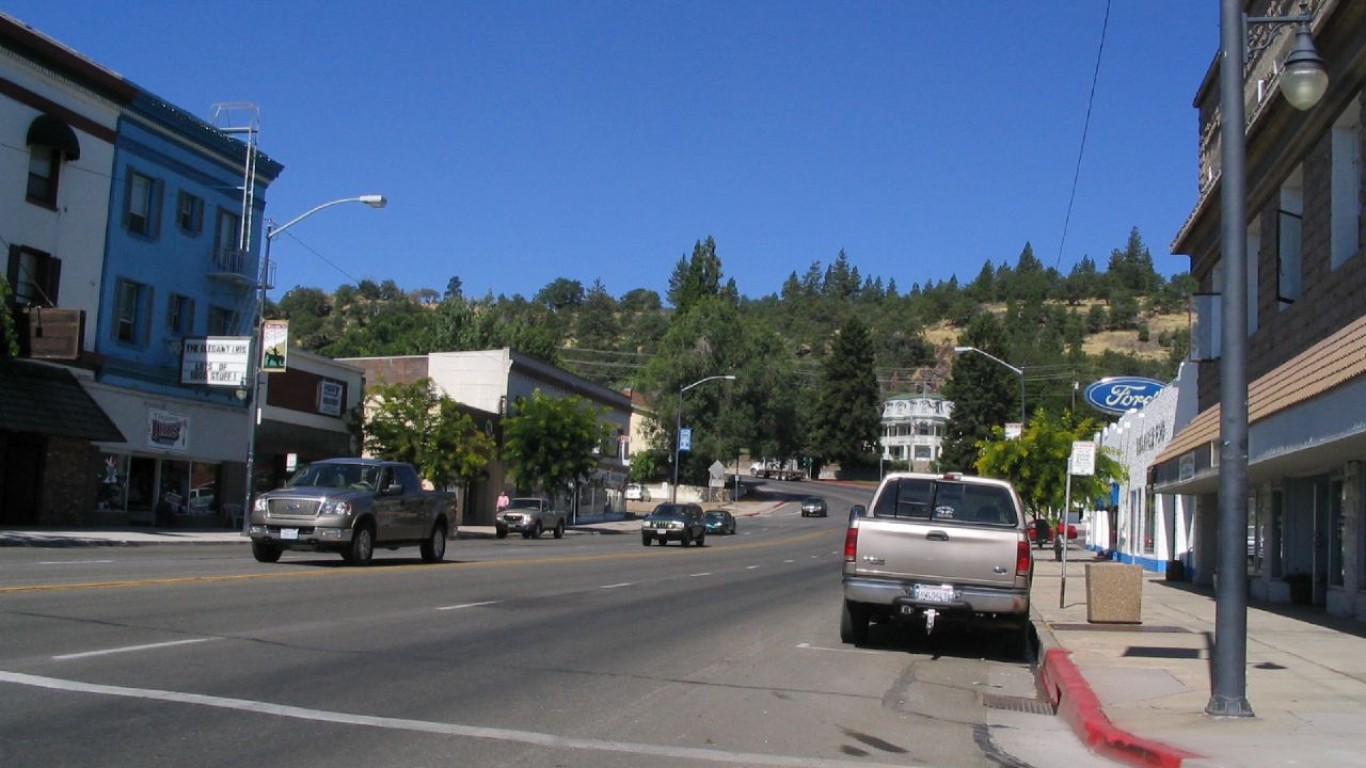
xmin=12 ymin=1 xmax=1218 ymax=304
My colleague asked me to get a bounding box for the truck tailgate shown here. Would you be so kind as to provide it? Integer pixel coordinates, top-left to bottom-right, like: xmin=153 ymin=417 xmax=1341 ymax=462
xmin=852 ymin=517 xmax=1024 ymax=589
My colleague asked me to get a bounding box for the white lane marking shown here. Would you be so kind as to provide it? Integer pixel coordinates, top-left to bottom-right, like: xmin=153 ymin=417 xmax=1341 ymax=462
xmin=796 ymin=642 xmax=881 ymax=655
xmin=689 ymin=572 xmax=711 ymax=578
xmin=746 ymin=565 xmax=760 ymax=570
xmin=37 ymin=560 xmax=115 ymax=565
xmin=0 ymin=671 xmax=921 ymax=768
xmin=784 ymin=559 xmax=795 ymax=563
xmin=53 ymin=638 xmax=219 ymax=661
xmin=600 ymin=583 xmax=632 ymax=589
xmin=436 ymin=601 xmax=500 ymax=611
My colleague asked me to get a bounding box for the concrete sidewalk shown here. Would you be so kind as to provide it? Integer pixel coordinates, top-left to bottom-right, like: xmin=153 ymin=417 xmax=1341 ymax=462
xmin=1033 ymin=551 xmax=1366 ymax=767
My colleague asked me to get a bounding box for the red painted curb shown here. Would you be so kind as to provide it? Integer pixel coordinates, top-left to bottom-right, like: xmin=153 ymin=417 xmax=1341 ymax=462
xmin=1039 ymin=647 xmax=1200 ymax=768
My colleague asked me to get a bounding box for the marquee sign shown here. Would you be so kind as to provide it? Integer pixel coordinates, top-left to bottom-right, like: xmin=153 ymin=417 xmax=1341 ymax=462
xmin=1083 ymin=376 xmax=1166 ymax=416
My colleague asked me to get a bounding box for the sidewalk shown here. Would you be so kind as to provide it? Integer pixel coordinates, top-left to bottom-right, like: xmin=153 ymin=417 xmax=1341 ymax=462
xmin=1033 ymin=550 xmax=1366 ymax=767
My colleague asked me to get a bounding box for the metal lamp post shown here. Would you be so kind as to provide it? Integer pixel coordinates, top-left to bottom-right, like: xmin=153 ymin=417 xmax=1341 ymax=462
xmin=953 ymin=345 xmax=1025 ymax=425
xmin=671 ymin=375 xmax=736 ymax=503
xmin=240 ymin=195 xmax=387 ymax=532
xmin=1210 ymin=1 xmax=1327 ymax=717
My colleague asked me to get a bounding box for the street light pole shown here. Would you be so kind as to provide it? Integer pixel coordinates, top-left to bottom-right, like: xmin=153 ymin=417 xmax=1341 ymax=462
xmin=240 ymin=195 xmax=387 ymax=532
xmin=671 ymin=374 xmax=736 ymax=503
xmin=953 ymin=346 xmax=1025 ymax=425
xmin=1209 ymin=1 xmax=1326 ymax=718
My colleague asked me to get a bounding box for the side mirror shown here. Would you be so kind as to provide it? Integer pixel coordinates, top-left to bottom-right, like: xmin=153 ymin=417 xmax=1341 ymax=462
xmin=850 ymin=504 xmax=867 ymax=519
xmin=382 ymin=483 xmax=404 ymax=496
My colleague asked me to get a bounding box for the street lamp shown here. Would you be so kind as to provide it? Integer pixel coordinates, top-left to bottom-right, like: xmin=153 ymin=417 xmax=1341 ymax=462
xmin=1210 ymin=1 xmax=1327 ymax=718
xmin=671 ymin=374 xmax=736 ymax=503
xmin=240 ymin=195 xmax=387 ymax=532
xmin=953 ymin=346 xmax=1025 ymax=426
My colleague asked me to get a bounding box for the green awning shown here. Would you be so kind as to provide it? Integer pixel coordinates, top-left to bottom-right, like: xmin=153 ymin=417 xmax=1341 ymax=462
xmin=26 ymin=114 xmax=81 ymax=161
xmin=0 ymin=360 xmax=123 ymax=442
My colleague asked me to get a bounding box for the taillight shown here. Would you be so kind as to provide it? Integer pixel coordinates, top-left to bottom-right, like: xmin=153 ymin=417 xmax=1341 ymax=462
xmin=1016 ymin=537 xmax=1032 ymax=577
xmin=844 ymin=526 xmax=859 ymax=563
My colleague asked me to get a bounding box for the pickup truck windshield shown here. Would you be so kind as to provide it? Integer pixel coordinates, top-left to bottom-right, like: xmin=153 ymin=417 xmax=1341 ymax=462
xmin=285 ymin=463 xmax=374 ymax=489
xmin=871 ymin=478 xmax=1017 ymax=526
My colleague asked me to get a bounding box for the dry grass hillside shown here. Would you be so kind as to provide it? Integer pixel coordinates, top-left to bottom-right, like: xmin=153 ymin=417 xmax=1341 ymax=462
xmin=922 ymin=301 xmax=1186 ymax=362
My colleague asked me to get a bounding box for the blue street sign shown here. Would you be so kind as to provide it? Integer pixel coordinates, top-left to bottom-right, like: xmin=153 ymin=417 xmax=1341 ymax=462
xmin=678 ymin=428 xmax=692 ymax=452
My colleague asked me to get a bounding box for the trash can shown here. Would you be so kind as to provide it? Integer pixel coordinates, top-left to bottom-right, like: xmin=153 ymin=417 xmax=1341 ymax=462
xmin=1085 ymin=563 xmax=1143 ymax=623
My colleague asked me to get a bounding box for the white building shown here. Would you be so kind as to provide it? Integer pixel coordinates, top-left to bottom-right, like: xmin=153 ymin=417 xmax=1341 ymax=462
xmin=879 ymin=392 xmax=953 ymax=472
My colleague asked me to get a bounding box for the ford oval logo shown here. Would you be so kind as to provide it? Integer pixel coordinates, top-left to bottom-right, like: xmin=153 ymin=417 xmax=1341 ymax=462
xmin=1083 ymin=377 xmax=1166 ymax=416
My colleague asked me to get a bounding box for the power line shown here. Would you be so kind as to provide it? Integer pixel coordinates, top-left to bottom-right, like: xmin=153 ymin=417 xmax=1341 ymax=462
xmin=1054 ymin=0 xmax=1112 ymax=272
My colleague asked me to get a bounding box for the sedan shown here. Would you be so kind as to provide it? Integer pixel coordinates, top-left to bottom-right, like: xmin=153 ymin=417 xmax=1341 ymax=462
xmin=800 ymin=496 xmax=828 ymax=517
xmin=705 ymin=509 xmax=737 ymax=535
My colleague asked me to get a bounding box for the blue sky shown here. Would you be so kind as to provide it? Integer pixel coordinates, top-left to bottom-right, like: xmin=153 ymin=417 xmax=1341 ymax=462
xmin=11 ymin=1 xmax=1218 ymax=303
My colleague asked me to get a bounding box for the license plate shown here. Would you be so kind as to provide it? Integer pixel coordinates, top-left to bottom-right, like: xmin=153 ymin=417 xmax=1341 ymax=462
xmin=281 ymin=528 xmax=299 ymax=541
xmin=913 ymin=585 xmax=955 ymax=604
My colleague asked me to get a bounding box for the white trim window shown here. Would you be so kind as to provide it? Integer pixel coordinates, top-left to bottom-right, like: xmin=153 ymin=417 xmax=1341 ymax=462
xmin=1331 ymin=100 xmax=1361 ymax=270
xmin=125 ymin=170 xmax=161 ymax=238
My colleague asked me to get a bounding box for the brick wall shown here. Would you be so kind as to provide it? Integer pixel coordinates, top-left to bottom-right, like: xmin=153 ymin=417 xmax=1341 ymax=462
xmin=41 ymin=436 xmax=98 ymax=525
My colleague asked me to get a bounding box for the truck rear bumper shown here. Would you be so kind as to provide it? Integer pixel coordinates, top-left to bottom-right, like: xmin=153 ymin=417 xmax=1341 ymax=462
xmin=843 ymin=576 xmax=1029 ymax=616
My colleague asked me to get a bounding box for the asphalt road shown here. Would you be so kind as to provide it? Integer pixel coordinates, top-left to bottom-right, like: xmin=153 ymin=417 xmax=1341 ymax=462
xmin=0 ymin=481 xmax=1110 ymax=767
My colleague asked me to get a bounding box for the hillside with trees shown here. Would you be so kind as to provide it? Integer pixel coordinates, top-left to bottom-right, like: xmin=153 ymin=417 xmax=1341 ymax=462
xmin=265 ymin=226 xmax=1193 ymax=483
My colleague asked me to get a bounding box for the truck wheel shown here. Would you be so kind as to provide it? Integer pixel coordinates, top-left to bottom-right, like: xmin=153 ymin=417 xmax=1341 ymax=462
xmin=642 ymin=534 xmax=652 ymax=546
xmin=695 ymin=532 xmax=705 ymax=547
xmin=347 ymin=524 xmax=375 ymax=565
xmin=495 ymin=528 xmax=508 ymax=539
xmin=251 ymin=540 xmax=282 ymax=563
xmin=420 ymin=522 xmax=447 ymax=563
xmin=521 ymin=530 xmax=532 ymax=539
xmin=681 ymin=529 xmax=693 ymax=547
xmin=840 ymin=600 xmax=870 ymax=645
xmin=553 ymin=519 xmax=565 ymax=539
xmin=531 ymin=521 xmax=543 ymax=539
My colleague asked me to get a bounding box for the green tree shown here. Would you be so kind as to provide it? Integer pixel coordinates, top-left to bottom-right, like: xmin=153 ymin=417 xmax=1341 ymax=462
xmin=666 ymin=236 xmax=723 ymax=313
xmin=362 ymin=378 xmax=493 ymax=489
xmin=501 ymin=389 xmax=613 ymax=495
xmin=814 ymin=316 xmax=881 ymax=466
xmin=976 ymin=407 xmax=1119 ymax=522
xmin=940 ymin=313 xmax=1015 ymax=472
xmin=0 ymin=275 xmax=20 ymax=357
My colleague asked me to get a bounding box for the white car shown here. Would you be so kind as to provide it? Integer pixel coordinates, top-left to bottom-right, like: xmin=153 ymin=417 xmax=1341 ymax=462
xmin=625 ymin=483 xmax=651 ymax=502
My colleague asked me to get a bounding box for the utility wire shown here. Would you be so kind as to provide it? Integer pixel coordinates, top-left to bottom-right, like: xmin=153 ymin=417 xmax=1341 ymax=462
xmin=1054 ymin=0 xmax=1112 ymax=272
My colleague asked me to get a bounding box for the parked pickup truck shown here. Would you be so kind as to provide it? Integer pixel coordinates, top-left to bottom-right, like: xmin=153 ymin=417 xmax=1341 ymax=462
xmin=841 ymin=471 xmax=1033 ymax=655
xmin=495 ymin=497 xmax=567 ymax=539
xmin=248 ymin=458 xmax=456 ymax=565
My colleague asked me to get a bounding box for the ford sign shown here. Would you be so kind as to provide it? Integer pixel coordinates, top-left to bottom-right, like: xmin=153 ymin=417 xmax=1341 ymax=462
xmin=1083 ymin=377 xmax=1166 ymax=416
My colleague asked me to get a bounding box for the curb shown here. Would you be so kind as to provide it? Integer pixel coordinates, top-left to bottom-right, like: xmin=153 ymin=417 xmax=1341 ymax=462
xmin=1036 ymin=647 xmax=1200 ymax=768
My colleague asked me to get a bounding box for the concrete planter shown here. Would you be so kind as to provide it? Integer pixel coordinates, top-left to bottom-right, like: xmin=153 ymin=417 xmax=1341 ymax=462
xmin=1085 ymin=563 xmax=1143 ymax=624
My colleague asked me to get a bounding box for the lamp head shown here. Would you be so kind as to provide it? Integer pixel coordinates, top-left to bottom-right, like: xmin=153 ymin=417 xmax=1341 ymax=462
xmin=953 ymin=346 xmax=973 ymax=354
xmin=1280 ymin=21 xmax=1329 ymax=110
xmin=359 ymin=194 xmax=388 ymax=208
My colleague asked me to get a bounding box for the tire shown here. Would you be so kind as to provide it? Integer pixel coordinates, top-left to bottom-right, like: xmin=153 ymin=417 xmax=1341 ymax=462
xmin=681 ymin=529 xmax=693 ymax=547
xmin=531 ymin=521 xmax=543 ymax=539
xmin=420 ymin=522 xmax=447 ymax=563
xmin=495 ymin=528 xmax=508 ymax=539
xmin=251 ymin=540 xmax=282 ymax=563
xmin=347 ymin=524 xmax=375 ymax=566
xmin=553 ymin=519 xmax=565 ymax=539
xmin=521 ymin=530 xmax=532 ymax=539
xmin=840 ymin=600 xmax=870 ymax=645
xmin=642 ymin=535 xmax=652 ymax=546
xmin=695 ymin=531 xmax=705 ymax=547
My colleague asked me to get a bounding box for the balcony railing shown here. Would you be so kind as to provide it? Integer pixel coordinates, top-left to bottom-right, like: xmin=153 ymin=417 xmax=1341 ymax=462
xmin=207 ymin=247 xmax=256 ymax=288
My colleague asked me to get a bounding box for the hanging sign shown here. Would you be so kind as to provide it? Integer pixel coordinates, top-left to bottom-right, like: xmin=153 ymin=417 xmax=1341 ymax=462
xmin=261 ymin=320 xmax=289 ymax=373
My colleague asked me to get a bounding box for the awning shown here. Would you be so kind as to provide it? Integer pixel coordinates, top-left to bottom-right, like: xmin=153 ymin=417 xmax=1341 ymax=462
xmin=0 ymin=360 xmax=124 ymax=442
xmin=26 ymin=114 xmax=81 ymax=160
xmin=1152 ymin=312 xmax=1366 ymax=493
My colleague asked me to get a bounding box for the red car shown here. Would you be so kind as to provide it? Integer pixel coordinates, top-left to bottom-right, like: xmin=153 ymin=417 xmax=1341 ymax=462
xmin=1029 ymin=519 xmax=1077 ymax=548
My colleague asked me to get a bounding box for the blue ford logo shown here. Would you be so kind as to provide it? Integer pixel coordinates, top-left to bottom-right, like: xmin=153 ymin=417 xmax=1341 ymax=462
xmin=1083 ymin=377 xmax=1166 ymax=415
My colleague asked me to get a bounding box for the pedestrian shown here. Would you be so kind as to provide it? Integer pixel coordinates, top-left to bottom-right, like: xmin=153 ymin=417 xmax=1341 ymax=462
xmin=496 ymin=491 xmax=510 ymax=511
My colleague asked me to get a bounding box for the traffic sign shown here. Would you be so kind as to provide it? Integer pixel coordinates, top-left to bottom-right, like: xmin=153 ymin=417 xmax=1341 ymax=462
xmin=1070 ymin=440 xmax=1096 ymax=476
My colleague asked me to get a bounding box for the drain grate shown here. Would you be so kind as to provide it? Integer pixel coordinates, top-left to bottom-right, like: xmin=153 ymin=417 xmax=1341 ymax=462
xmin=981 ymin=693 xmax=1056 ymax=715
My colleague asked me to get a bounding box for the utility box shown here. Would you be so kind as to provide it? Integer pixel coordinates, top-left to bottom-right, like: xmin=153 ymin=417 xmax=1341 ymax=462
xmin=1085 ymin=563 xmax=1143 ymax=623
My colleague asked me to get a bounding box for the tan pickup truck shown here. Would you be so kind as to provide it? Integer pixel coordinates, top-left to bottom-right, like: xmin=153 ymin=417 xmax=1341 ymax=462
xmin=841 ymin=472 xmax=1033 ymax=655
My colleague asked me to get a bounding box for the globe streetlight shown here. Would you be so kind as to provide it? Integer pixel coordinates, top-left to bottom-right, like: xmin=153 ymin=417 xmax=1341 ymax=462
xmin=1211 ymin=0 xmax=1327 ymax=717
xmin=240 ymin=195 xmax=387 ymax=531
xmin=671 ymin=375 xmax=735 ymax=503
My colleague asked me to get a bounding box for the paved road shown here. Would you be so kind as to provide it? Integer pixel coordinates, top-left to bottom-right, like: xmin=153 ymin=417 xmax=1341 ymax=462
xmin=0 ymin=483 xmax=1110 ymax=767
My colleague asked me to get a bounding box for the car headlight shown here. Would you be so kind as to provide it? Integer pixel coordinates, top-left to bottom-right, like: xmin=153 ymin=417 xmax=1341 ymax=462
xmin=253 ymin=498 xmax=268 ymax=513
xmin=319 ymin=499 xmax=352 ymax=515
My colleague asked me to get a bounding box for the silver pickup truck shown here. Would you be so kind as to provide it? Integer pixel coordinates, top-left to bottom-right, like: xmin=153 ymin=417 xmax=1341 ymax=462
xmin=841 ymin=472 xmax=1033 ymax=654
xmin=248 ymin=458 xmax=456 ymax=565
xmin=494 ymin=497 xmax=567 ymax=539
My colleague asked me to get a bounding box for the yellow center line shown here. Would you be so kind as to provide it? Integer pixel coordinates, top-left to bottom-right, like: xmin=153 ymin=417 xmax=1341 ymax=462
xmin=0 ymin=529 xmax=834 ymax=595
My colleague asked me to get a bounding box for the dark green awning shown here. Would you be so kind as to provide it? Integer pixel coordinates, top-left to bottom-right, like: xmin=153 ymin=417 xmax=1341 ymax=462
xmin=0 ymin=360 xmax=123 ymax=442
xmin=26 ymin=114 xmax=81 ymax=161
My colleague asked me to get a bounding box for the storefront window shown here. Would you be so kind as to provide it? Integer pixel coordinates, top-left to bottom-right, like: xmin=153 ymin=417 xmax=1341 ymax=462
xmin=96 ymin=454 xmax=128 ymax=512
